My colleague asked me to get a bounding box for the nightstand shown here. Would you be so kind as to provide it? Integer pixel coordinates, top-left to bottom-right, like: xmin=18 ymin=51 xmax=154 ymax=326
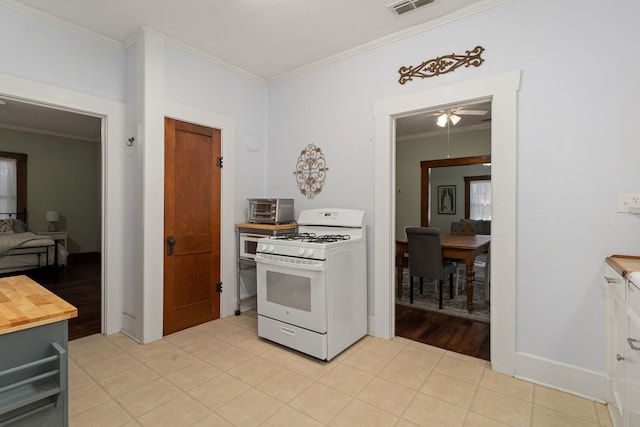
xmin=35 ymin=231 xmax=68 ymax=249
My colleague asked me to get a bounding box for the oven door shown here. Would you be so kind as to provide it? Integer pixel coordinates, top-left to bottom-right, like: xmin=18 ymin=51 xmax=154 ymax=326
xmin=239 ymin=233 xmax=263 ymax=260
xmin=256 ymin=253 xmax=327 ymax=333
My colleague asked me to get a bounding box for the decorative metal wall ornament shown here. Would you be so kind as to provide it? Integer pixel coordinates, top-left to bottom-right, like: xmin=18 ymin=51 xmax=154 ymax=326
xmin=397 ymin=45 xmax=485 ymax=85
xmin=293 ymin=143 xmax=328 ymax=199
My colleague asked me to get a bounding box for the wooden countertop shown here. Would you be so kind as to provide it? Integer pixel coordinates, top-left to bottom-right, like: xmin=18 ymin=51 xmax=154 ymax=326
xmin=0 ymin=275 xmax=77 ymax=335
xmin=606 ymin=255 xmax=640 ymax=278
xmin=235 ymin=223 xmax=298 ymax=231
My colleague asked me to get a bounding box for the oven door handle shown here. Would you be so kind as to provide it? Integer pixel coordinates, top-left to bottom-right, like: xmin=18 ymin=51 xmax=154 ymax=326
xmin=255 ymin=253 xmax=325 ymax=272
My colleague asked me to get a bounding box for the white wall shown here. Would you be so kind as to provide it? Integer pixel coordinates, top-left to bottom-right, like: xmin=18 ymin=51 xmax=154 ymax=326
xmin=0 ymin=3 xmax=128 ymax=335
xmin=164 ymin=45 xmax=268 ymax=222
xmin=0 ymin=4 xmax=125 ymax=102
xmin=266 ymin=0 xmax=640 ymax=398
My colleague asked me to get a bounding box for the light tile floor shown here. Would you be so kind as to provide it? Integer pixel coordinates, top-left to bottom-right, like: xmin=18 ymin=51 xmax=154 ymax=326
xmin=68 ymin=310 xmax=613 ymax=426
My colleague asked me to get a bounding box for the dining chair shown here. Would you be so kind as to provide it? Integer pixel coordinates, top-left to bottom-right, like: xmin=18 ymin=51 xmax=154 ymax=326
xmin=449 ymin=221 xmax=476 ymax=296
xmin=450 ymin=221 xmax=477 ymax=235
xmin=405 ymin=227 xmax=456 ymax=309
xmin=474 ymin=251 xmax=490 ymax=301
xmin=451 ymin=220 xmax=490 ymax=301
xmin=462 ymin=219 xmax=491 ymax=235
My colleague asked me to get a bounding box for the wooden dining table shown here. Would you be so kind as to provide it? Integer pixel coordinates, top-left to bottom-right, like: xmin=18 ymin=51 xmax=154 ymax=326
xmin=396 ymin=234 xmax=491 ymax=313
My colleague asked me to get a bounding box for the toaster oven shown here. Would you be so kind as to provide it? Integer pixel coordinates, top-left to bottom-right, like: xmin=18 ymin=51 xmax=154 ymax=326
xmin=247 ymin=198 xmax=294 ymax=224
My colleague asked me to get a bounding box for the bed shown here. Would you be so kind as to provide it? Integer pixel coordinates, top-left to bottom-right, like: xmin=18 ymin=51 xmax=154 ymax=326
xmin=0 ymin=212 xmax=68 ymax=274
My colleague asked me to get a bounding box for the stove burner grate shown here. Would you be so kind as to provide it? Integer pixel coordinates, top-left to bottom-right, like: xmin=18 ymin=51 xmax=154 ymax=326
xmin=307 ymin=234 xmax=351 ymax=243
xmin=272 ymin=232 xmax=316 ymax=241
xmin=270 ymin=233 xmax=351 ymax=243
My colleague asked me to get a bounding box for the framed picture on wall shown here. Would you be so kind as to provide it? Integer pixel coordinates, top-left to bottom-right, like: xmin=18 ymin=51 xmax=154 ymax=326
xmin=437 ymin=185 xmax=456 ymax=214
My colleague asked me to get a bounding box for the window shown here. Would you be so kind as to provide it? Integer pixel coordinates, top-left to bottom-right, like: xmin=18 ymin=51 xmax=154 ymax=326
xmin=0 ymin=151 xmax=27 ymax=220
xmin=464 ymin=175 xmax=491 ymax=220
xmin=0 ymin=158 xmax=17 ymax=215
xmin=470 ymin=180 xmax=492 ymax=220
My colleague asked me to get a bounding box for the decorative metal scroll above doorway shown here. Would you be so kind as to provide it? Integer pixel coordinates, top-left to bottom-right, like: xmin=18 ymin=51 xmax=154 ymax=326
xmin=398 ymin=45 xmax=485 ymax=85
xmin=293 ymin=143 xmax=328 ymax=199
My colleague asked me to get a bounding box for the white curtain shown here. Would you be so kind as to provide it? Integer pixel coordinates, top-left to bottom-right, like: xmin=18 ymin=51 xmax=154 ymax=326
xmin=470 ymin=181 xmax=492 ymax=220
xmin=0 ymin=158 xmax=17 ymax=216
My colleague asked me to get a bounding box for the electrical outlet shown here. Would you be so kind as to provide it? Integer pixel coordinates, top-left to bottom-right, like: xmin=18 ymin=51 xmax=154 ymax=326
xmin=617 ymin=193 xmax=640 ymax=212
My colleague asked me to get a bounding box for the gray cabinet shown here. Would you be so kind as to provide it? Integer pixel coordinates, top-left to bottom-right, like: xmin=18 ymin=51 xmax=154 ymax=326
xmin=0 ymin=321 xmax=70 ymax=426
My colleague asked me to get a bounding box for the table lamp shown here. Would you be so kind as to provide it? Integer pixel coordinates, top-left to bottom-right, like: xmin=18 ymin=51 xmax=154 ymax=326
xmin=46 ymin=211 xmax=59 ymax=232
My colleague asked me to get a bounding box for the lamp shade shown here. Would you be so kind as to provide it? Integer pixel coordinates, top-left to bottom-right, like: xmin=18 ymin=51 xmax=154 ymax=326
xmin=46 ymin=211 xmax=59 ymax=222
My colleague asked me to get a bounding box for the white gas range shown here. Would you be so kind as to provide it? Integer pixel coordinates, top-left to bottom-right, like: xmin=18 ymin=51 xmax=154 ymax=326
xmin=255 ymin=208 xmax=367 ymax=361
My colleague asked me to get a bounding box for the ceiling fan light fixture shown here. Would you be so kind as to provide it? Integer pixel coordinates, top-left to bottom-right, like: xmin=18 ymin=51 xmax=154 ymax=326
xmin=449 ymin=114 xmax=461 ymax=125
xmin=436 ymin=114 xmax=448 ymax=127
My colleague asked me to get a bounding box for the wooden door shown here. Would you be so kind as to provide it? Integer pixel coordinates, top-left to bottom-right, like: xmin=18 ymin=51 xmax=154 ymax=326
xmin=164 ymin=118 xmax=221 ymax=335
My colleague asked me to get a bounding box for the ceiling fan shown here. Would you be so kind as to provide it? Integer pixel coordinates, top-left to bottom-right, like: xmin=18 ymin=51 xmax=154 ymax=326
xmin=433 ymin=107 xmax=488 ymax=127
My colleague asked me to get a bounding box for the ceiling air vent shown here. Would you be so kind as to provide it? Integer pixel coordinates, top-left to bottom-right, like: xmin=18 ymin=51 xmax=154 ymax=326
xmin=388 ymin=0 xmax=435 ymax=15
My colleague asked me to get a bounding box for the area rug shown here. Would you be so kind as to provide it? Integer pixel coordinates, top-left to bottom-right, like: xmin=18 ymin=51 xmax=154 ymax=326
xmin=396 ymin=268 xmax=490 ymax=323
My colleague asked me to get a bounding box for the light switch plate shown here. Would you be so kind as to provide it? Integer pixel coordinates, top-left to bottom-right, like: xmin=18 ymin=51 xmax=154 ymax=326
xmin=617 ymin=193 xmax=640 ymax=212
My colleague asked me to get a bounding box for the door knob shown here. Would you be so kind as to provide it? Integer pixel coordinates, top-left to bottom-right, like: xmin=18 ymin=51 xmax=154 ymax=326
xmin=167 ymin=236 xmax=176 ymax=255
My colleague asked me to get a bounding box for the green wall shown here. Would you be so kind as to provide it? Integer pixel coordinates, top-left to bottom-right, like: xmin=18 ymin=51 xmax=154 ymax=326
xmin=395 ymin=128 xmax=491 ymax=239
xmin=0 ymin=128 xmax=101 ymax=254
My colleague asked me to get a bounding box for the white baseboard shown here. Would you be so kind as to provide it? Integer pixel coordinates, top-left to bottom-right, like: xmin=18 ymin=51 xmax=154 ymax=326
xmin=515 ymin=352 xmax=607 ymax=402
xmin=366 ymin=313 xmax=608 ymax=403
xmin=367 ymin=314 xmax=376 ymax=336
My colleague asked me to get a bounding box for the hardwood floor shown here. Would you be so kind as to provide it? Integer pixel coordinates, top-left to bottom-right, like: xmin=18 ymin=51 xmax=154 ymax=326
xmin=395 ymin=304 xmax=490 ymax=361
xmin=25 ymin=252 xmax=101 ymax=341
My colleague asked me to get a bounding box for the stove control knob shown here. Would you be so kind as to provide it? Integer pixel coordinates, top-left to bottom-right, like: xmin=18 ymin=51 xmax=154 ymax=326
xmin=298 ymin=247 xmax=305 ymax=256
xmin=268 ymin=245 xmax=275 ymax=253
xmin=305 ymin=248 xmax=314 ymax=257
xmin=258 ymin=244 xmax=267 ymax=252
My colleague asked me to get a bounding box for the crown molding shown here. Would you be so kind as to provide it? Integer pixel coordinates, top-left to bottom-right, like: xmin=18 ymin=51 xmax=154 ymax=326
xmin=0 ymin=1 xmax=265 ymax=83
xmin=1 ymin=0 xmax=510 ymax=85
xmin=267 ymin=0 xmax=511 ymax=84
xmin=0 ymin=0 xmax=124 ymax=49
xmin=136 ymin=27 xmax=266 ymax=84
xmin=0 ymin=122 xmax=100 ymax=142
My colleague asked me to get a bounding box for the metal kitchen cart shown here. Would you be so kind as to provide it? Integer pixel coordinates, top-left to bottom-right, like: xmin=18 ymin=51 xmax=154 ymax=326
xmin=234 ymin=223 xmax=297 ymax=315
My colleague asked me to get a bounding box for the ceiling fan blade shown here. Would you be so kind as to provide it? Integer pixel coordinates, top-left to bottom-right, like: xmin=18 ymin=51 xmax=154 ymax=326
xmin=453 ymin=109 xmax=487 ymax=116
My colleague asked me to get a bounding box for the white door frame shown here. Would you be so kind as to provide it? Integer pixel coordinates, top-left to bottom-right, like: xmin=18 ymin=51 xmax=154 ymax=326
xmin=373 ymin=70 xmax=521 ymax=374
xmin=0 ymin=72 xmax=127 ymax=335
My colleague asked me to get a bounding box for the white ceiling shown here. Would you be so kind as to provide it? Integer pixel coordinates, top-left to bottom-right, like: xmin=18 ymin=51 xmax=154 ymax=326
xmin=0 ymin=98 xmax=102 ymax=142
xmin=5 ymin=0 xmax=494 ymax=82
xmin=0 ymin=0 xmax=497 ymax=141
xmin=395 ymin=100 xmax=492 ymax=140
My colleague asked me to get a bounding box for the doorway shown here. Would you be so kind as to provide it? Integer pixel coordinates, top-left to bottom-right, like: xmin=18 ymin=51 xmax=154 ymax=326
xmin=394 ymin=106 xmax=491 ymax=359
xmin=0 ymin=98 xmax=103 ymax=340
xmin=373 ymin=70 xmax=520 ymax=374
